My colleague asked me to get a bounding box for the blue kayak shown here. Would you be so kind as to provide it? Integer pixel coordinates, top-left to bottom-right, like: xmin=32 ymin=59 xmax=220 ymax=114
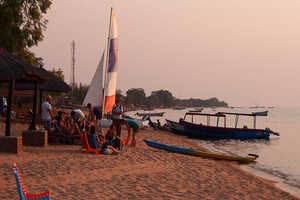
xmin=144 ymin=139 xmax=258 ymax=164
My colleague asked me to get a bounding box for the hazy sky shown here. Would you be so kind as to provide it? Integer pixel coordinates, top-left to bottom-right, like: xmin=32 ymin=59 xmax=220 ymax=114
xmin=32 ymin=0 xmax=300 ymax=107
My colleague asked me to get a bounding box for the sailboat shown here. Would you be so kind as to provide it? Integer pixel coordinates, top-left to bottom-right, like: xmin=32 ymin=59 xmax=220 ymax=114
xmin=82 ymin=51 xmax=105 ymax=107
xmin=82 ymin=8 xmax=119 ymax=118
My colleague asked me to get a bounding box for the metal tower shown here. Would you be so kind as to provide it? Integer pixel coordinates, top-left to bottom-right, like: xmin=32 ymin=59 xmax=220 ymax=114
xmin=70 ymin=40 xmax=76 ymax=87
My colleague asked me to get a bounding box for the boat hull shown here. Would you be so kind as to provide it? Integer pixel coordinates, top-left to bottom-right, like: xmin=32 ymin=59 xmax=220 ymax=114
xmin=181 ymin=121 xmax=270 ymax=139
xmin=165 ymin=119 xmax=187 ymax=135
xmin=144 ymin=139 xmax=257 ymax=164
xmin=136 ymin=112 xmax=165 ymax=117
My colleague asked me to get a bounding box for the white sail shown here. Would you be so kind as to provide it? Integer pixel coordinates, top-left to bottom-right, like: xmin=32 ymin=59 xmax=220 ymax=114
xmin=82 ymin=51 xmax=105 ymax=106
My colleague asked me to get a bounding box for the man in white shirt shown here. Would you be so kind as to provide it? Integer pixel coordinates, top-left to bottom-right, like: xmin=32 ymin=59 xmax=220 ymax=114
xmin=70 ymin=109 xmax=86 ymax=131
xmin=41 ymin=95 xmax=52 ymax=131
xmin=112 ymin=99 xmax=124 ymax=137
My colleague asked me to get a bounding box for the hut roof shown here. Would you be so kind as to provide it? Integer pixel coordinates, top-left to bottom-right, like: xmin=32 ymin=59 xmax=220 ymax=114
xmin=0 ymin=49 xmax=50 ymax=82
xmin=15 ymin=67 xmax=71 ymax=92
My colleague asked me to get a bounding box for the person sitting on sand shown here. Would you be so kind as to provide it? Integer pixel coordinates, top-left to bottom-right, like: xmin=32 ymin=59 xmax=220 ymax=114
xmin=100 ymin=125 xmax=121 ymax=155
xmin=105 ymin=125 xmax=121 ymax=150
xmin=87 ymin=124 xmax=104 ymax=148
xmin=50 ymin=111 xmax=67 ymax=136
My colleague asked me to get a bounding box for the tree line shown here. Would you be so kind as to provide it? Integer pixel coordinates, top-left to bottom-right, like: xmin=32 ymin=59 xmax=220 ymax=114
xmin=69 ymin=85 xmax=228 ymax=109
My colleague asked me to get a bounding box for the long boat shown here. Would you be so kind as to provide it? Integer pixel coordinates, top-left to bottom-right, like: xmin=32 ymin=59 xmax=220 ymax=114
xmin=173 ymin=107 xmax=185 ymax=110
xmin=165 ymin=119 xmax=187 ymax=135
xmin=136 ymin=112 xmax=165 ymax=117
xmin=251 ymin=110 xmax=268 ymax=116
xmin=144 ymin=139 xmax=258 ymax=164
xmin=179 ymin=112 xmax=279 ymax=139
xmin=188 ymin=108 xmax=203 ymax=112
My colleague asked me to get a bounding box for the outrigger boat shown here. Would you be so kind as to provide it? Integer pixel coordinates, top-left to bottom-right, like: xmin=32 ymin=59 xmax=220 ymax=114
xmin=166 ymin=112 xmax=279 ymax=139
xmin=144 ymin=139 xmax=258 ymax=164
xmin=188 ymin=108 xmax=203 ymax=112
xmin=136 ymin=112 xmax=165 ymax=117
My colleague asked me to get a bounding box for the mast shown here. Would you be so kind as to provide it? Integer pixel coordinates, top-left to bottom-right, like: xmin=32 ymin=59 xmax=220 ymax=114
xmin=102 ymin=7 xmax=113 ymax=117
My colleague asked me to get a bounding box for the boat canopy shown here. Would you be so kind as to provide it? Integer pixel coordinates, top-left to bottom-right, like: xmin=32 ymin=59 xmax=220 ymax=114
xmin=184 ymin=112 xmax=226 ymax=117
xmin=184 ymin=112 xmax=226 ymax=127
xmin=184 ymin=111 xmax=268 ymax=129
xmin=217 ymin=111 xmax=268 ymax=117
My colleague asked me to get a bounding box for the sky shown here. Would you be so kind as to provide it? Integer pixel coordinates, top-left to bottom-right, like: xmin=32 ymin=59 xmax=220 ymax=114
xmin=32 ymin=0 xmax=300 ymax=107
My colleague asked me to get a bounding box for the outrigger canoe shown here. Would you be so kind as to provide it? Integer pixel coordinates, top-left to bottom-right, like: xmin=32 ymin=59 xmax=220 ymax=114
xmin=144 ymin=139 xmax=258 ymax=164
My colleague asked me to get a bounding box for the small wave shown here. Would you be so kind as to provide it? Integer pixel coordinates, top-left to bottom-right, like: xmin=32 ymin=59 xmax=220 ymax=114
xmin=250 ymin=164 xmax=300 ymax=190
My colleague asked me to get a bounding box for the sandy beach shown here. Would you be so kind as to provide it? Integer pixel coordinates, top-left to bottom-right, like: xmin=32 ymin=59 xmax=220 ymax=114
xmin=0 ymin=122 xmax=299 ymax=200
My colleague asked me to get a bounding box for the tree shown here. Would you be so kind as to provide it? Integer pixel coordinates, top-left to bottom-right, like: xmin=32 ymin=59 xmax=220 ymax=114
xmin=148 ymin=89 xmax=174 ymax=107
xmin=71 ymin=83 xmax=89 ymax=105
xmin=0 ymin=0 xmax=52 ymax=64
xmin=125 ymin=88 xmax=146 ymax=106
xmin=50 ymin=67 xmax=64 ymax=81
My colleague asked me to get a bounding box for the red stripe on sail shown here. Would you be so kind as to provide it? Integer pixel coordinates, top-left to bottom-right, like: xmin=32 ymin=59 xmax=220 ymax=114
xmin=104 ymin=95 xmax=115 ymax=114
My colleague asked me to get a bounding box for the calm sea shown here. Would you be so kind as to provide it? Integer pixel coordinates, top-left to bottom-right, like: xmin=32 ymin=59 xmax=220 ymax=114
xmin=128 ymin=107 xmax=300 ymax=197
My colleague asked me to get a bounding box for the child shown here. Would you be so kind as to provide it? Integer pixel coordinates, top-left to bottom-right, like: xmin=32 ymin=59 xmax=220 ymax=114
xmin=101 ymin=125 xmax=121 ymax=154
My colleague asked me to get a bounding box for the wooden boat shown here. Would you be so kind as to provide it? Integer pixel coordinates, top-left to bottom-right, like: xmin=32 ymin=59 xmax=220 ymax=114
xmin=188 ymin=108 xmax=203 ymax=112
xmin=173 ymin=107 xmax=185 ymax=110
xmin=178 ymin=112 xmax=279 ymax=139
xmin=165 ymin=119 xmax=187 ymax=135
xmin=144 ymin=139 xmax=258 ymax=164
xmin=251 ymin=111 xmax=268 ymax=116
xmin=136 ymin=112 xmax=165 ymax=117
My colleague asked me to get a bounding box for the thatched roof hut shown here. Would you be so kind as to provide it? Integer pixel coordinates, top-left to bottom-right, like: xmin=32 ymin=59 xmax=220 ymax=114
xmin=0 ymin=49 xmax=49 ymax=83
xmin=0 ymin=48 xmax=55 ymax=136
xmin=15 ymin=67 xmax=71 ymax=93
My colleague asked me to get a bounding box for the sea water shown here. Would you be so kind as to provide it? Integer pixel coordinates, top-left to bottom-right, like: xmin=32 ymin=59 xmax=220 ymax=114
xmin=128 ymin=107 xmax=300 ymax=197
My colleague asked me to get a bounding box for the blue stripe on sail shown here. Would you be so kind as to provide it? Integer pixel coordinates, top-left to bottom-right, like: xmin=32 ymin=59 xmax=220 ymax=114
xmin=108 ymin=38 xmax=118 ymax=73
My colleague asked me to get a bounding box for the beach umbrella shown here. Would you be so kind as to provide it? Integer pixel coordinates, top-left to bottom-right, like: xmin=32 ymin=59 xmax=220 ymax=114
xmin=0 ymin=48 xmax=51 ymax=136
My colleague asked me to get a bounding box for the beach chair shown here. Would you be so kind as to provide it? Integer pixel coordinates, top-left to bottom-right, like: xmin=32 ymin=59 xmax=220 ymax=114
xmin=12 ymin=163 xmax=51 ymax=200
xmin=77 ymin=128 xmax=88 ymax=150
xmin=82 ymin=133 xmax=102 ymax=154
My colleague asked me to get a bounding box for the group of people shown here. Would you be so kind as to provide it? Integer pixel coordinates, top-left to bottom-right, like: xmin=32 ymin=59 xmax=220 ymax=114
xmin=40 ymin=96 xmax=139 ymax=154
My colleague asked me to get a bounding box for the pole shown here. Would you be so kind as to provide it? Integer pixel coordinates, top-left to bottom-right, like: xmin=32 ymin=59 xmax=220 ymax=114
xmin=102 ymin=7 xmax=113 ymax=118
xmin=29 ymin=81 xmax=38 ymax=130
xmin=5 ymin=80 xmax=14 ymax=136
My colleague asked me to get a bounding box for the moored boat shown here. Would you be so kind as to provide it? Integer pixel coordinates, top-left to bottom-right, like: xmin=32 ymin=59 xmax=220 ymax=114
xmin=165 ymin=119 xmax=187 ymax=135
xmin=136 ymin=112 xmax=165 ymax=117
xmin=251 ymin=110 xmax=268 ymax=116
xmin=144 ymin=139 xmax=258 ymax=164
xmin=173 ymin=107 xmax=185 ymax=110
xmin=176 ymin=112 xmax=279 ymax=139
xmin=188 ymin=108 xmax=203 ymax=112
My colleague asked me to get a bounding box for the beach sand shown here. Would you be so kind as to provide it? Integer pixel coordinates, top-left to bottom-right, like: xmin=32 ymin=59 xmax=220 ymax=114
xmin=0 ymin=122 xmax=299 ymax=200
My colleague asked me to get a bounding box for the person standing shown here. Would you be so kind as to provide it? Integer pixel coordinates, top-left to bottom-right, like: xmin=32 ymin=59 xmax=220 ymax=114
xmin=41 ymin=95 xmax=52 ymax=131
xmin=125 ymin=119 xmax=139 ymax=147
xmin=70 ymin=108 xmax=86 ymax=130
xmin=86 ymin=103 xmax=102 ymax=123
xmin=112 ymin=99 xmax=124 ymax=137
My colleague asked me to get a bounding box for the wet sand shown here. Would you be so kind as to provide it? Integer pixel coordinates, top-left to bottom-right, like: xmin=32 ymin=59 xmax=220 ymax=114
xmin=0 ymin=122 xmax=299 ymax=200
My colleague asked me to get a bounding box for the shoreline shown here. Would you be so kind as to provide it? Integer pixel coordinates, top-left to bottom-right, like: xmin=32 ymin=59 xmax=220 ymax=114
xmin=0 ymin=123 xmax=299 ymax=199
xmin=190 ymin=138 xmax=300 ymax=198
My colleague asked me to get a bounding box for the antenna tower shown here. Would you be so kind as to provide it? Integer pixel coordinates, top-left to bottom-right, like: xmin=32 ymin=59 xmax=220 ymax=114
xmin=70 ymin=40 xmax=76 ymax=88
